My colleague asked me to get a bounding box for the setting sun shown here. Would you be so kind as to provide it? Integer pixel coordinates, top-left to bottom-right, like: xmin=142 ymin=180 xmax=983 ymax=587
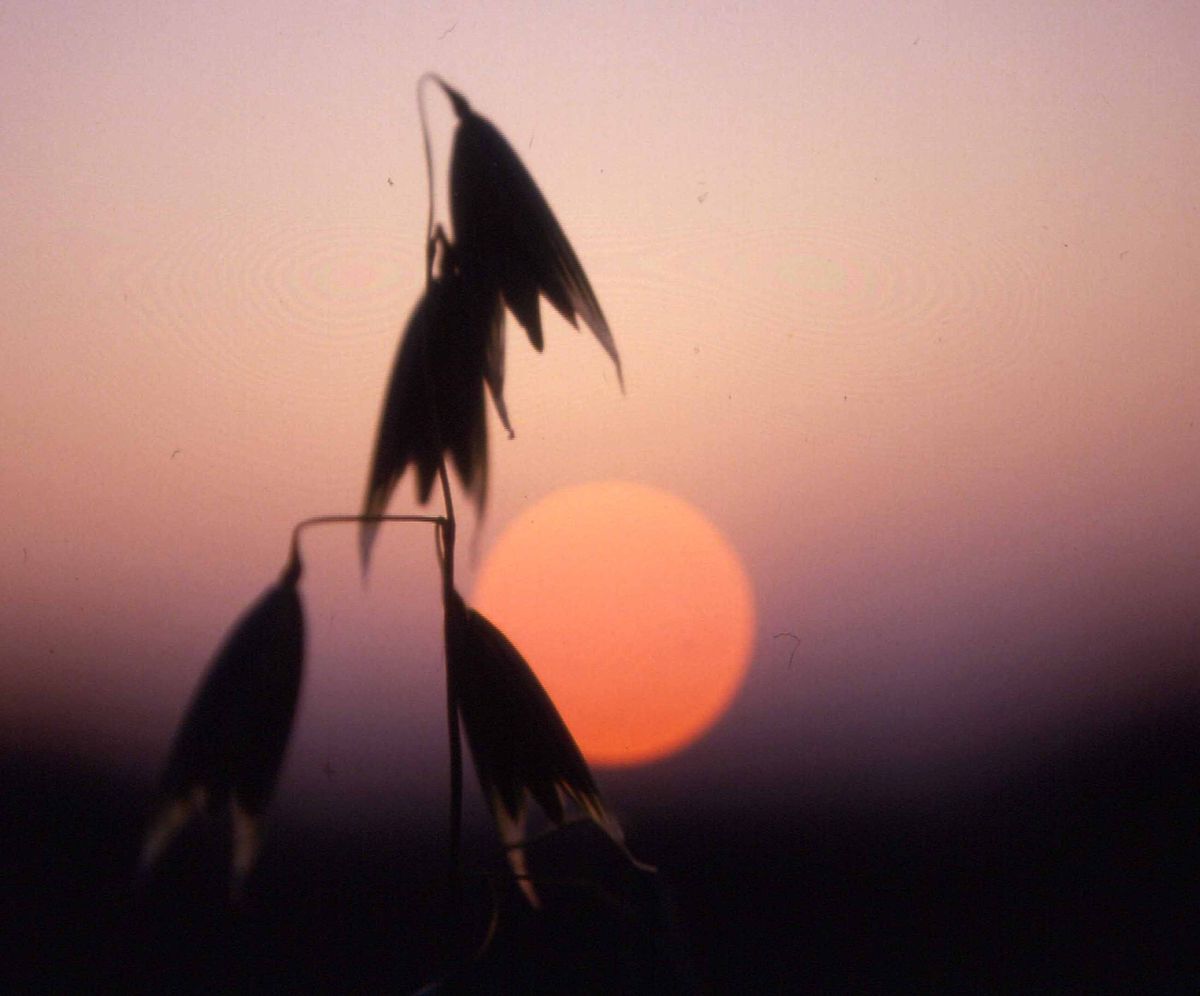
xmin=473 ymin=481 xmax=755 ymax=767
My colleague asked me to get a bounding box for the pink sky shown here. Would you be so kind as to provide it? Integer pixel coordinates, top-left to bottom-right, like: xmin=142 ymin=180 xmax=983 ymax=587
xmin=3 ymin=1 xmax=1197 ymax=809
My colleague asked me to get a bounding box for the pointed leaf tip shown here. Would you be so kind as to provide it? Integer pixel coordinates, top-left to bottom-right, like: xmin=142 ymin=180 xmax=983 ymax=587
xmin=281 ymin=542 xmax=303 ymax=586
xmin=358 ymin=517 xmax=380 ymax=578
xmin=437 ymin=78 xmax=471 ymax=119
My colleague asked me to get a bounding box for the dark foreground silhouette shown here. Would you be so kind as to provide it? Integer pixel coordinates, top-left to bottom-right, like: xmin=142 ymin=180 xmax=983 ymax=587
xmin=5 ymin=684 xmax=1197 ymax=993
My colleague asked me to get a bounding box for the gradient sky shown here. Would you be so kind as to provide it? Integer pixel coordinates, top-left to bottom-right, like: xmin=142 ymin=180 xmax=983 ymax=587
xmin=3 ymin=1 xmax=1198 ymax=817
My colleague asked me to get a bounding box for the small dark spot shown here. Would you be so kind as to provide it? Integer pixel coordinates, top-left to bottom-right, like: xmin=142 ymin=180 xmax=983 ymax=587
xmin=387 ymin=177 xmax=394 ymax=186
xmin=171 ymin=448 xmax=181 ymax=459
xmin=1119 ymin=250 xmax=1128 ymax=258
xmin=774 ymin=632 xmax=801 ymax=668
xmin=693 ymin=346 xmax=700 ymax=354
xmin=697 ymin=191 xmax=708 ymax=203
xmin=438 ymin=20 xmax=457 ymax=39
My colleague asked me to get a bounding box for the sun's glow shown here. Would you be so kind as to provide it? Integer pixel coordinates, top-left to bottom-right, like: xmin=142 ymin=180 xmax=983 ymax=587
xmin=473 ymin=481 xmax=755 ymax=767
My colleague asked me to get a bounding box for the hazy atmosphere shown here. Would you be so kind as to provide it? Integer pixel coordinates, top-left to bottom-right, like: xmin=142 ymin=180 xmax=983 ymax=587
xmin=4 ymin=2 xmax=1198 ymax=990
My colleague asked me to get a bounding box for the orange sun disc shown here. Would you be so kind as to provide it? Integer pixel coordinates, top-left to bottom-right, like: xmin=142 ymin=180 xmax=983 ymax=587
xmin=472 ymin=481 xmax=755 ymax=767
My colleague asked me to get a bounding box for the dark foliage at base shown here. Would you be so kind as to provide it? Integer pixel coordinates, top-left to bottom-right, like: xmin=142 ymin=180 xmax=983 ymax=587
xmin=5 ymin=690 xmax=1198 ymax=993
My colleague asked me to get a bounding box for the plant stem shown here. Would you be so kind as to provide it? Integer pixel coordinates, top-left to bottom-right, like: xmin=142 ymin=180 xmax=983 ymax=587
xmin=289 ymin=513 xmax=442 ymax=575
xmin=292 ymin=512 xmax=443 ymax=544
xmin=417 ymin=72 xmax=464 ymax=888
xmin=439 ymin=518 xmax=463 ymax=893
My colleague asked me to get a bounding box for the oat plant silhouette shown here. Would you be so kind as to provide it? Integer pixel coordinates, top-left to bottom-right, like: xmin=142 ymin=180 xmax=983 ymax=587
xmin=142 ymin=75 xmax=652 ymax=965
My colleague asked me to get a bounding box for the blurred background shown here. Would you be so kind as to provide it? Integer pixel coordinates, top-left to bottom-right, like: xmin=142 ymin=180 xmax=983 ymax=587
xmin=3 ymin=2 xmax=1197 ymax=990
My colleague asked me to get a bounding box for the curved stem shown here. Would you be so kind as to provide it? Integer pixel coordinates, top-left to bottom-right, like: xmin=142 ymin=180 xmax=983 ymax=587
xmin=290 ymin=512 xmax=443 ymax=562
xmin=415 ymin=72 xmax=447 ymax=287
xmin=414 ymin=72 xmax=466 ymax=285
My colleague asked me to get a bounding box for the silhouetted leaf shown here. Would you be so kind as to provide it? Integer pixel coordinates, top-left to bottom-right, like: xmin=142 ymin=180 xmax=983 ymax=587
xmin=360 ymin=247 xmax=507 ymax=568
xmin=445 ymin=590 xmax=628 ymax=907
xmin=442 ymin=81 xmax=623 ymax=389
xmin=141 ymin=549 xmax=305 ymax=892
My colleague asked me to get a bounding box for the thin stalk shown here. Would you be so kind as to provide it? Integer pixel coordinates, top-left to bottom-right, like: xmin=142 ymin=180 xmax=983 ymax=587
xmin=291 ymin=512 xmax=442 ymax=574
xmin=438 ymin=519 xmax=462 ymax=889
xmin=416 ymin=72 xmax=448 ymax=287
xmin=293 ymin=514 xmax=443 ymax=595
xmin=292 ymin=512 xmax=442 ymax=547
xmin=416 ymin=72 xmax=464 ymax=885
